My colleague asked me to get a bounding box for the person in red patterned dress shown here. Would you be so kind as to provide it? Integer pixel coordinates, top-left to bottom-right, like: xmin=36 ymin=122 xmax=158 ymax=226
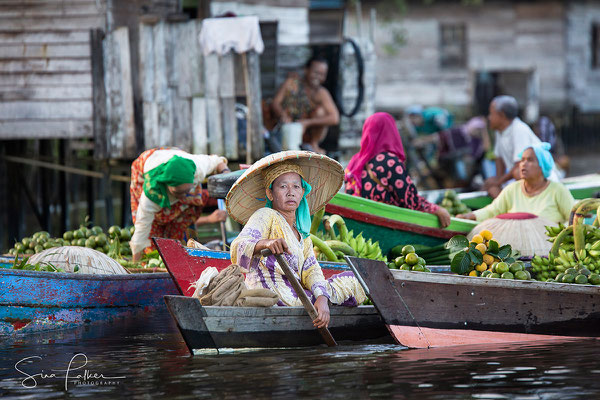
xmin=129 ymin=148 xmax=230 ymax=261
xmin=344 ymin=112 xmax=451 ymax=228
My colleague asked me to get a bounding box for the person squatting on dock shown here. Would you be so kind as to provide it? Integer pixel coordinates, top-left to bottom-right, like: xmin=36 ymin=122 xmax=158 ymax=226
xmin=129 ymin=148 xmax=230 ymax=261
xmin=228 ymin=152 xmax=366 ymax=328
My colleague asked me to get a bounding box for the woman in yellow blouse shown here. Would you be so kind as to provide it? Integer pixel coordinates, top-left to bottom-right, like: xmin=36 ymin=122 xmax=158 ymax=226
xmin=458 ymin=142 xmax=574 ymax=223
xmin=227 ymin=151 xmax=366 ymax=329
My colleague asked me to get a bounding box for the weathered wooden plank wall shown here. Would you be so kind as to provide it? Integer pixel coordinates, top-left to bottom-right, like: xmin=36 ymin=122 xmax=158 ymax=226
xmin=0 ymin=0 xmax=108 ymax=139
xmin=103 ymin=27 xmax=136 ymax=159
xmin=137 ymin=19 xmax=263 ymax=161
xmin=140 ymin=20 xmax=203 ymax=154
xmin=348 ymin=1 xmax=568 ymax=114
xmin=567 ymin=2 xmax=600 ymax=113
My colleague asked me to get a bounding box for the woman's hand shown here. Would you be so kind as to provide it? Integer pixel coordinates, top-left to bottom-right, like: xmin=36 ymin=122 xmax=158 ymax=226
xmin=132 ymin=252 xmax=142 ymax=262
xmin=434 ymin=207 xmax=452 ymax=228
xmin=456 ymin=212 xmax=476 ymax=220
xmin=196 ymin=210 xmax=228 ymax=225
xmin=313 ymin=296 xmax=330 ymax=328
xmin=256 ymin=238 xmax=290 ymax=255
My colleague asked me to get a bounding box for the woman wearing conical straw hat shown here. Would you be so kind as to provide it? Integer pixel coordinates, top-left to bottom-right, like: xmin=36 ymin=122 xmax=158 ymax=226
xmin=227 ymin=151 xmax=367 ymax=328
xmin=457 ymin=142 xmax=574 ymax=224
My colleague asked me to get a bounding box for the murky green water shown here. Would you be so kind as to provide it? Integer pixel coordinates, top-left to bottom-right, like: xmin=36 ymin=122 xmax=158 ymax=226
xmin=1 ymin=310 xmax=599 ymax=399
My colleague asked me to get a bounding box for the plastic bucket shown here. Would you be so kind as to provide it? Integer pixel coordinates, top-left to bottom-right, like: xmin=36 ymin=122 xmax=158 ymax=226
xmin=281 ymin=122 xmax=303 ymax=151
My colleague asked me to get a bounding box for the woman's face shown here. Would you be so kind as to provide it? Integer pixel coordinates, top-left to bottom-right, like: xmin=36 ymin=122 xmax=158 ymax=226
xmin=305 ymin=61 xmax=328 ymax=88
xmin=520 ymin=148 xmax=543 ymax=180
xmin=168 ymin=183 xmax=194 ymax=199
xmin=267 ymin=172 xmax=304 ymax=213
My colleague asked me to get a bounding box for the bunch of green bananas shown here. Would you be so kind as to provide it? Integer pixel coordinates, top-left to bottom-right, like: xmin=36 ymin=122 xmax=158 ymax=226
xmin=531 ymin=198 xmax=600 ymax=283
xmin=309 ymin=210 xmax=386 ymax=263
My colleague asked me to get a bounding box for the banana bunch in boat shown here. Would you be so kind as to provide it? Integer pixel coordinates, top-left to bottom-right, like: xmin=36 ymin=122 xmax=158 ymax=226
xmin=309 ymin=210 xmax=386 ymax=263
xmin=438 ymin=189 xmax=471 ymax=216
xmin=530 ymin=198 xmax=600 ymax=285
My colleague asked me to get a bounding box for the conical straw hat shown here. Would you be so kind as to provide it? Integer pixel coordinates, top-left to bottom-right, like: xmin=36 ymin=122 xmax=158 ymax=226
xmin=467 ymin=212 xmax=555 ymax=257
xmin=226 ymin=150 xmax=343 ymax=225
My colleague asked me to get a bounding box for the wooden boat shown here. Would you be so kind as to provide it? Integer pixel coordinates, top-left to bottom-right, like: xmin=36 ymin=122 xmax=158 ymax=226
xmin=346 ymin=257 xmax=600 ymax=349
xmin=154 ymin=238 xmax=391 ymax=353
xmin=163 ymin=296 xmax=389 ymax=353
xmin=0 ymin=267 xmax=178 ymax=335
xmin=325 ymin=193 xmax=477 ymax=254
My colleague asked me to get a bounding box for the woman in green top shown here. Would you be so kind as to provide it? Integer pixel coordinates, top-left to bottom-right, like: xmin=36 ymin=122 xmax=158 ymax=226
xmin=129 ymin=148 xmax=230 ymax=261
xmin=457 ymin=142 xmax=574 ymax=224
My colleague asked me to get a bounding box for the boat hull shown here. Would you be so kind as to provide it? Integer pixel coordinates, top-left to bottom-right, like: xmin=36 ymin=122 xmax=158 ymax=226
xmin=347 ymin=257 xmax=600 ymax=348
xmin=326 ymin=193 xmax=476 ymax=254
xmin=164 ymin=295 xmax=390 ymax=352
xmin=0 ymin=269 xmax=178 ymax=335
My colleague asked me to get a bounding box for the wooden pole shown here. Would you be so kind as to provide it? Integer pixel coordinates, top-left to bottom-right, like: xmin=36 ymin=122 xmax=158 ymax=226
xmin=260 ymin=248 xmax=337 ymax=347
xmin=58 ymin=139 xmax=68 ymax=233
xmin=242 ymin=51 xmax=264 ymax=164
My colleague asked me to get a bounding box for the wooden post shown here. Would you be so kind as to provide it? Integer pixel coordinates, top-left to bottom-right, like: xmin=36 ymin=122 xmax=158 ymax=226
xmin=101 ymin=161 xmax=115 ymax=227
xmin=121 ymin=181 xmax=132 ymax=227
xmin=204 ymin=53 xmax=224 ymax=155
xmin=58 ymin=139 xmax=68 ymax=233
xmin=39 ymin=139 xmax=51 ymax=232
xmin=242 ymin=51 xmax=264 ymax=163
xmin=220 ymin=52 xmax=239 ymax=160
xmin=91 ymin=29 xmax=108 ymax=160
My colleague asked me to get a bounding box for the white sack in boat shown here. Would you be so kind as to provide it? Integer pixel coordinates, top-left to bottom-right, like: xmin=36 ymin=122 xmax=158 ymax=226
xmin=27 ymin=246 xmax=128 ymax=275
xmin=190 ymin=267 xmax=219 ymax=299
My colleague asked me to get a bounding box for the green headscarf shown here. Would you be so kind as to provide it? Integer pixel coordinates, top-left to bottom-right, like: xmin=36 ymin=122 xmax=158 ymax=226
xmin=265 ymin=178 xmax=312 ymax=239
xmin=143 ymin=155 xmax=196 ymax=208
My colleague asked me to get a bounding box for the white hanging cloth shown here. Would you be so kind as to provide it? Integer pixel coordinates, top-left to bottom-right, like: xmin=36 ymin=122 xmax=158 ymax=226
xmin=199 ymin=16 xmax=264 ymax=56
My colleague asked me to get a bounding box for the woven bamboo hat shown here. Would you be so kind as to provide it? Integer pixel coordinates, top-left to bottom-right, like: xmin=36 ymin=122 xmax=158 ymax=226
xmin=226 ymin=150 xmax=343 ymax=225
xmin=467 ymin=212 xmax=555 ymax=257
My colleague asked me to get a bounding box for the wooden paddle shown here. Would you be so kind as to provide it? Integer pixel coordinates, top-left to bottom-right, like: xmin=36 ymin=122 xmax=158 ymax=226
xmin=217 ymin=199 xmax=228 ymax=251
xmin=260 ymin=248 xmax=337 ymax=347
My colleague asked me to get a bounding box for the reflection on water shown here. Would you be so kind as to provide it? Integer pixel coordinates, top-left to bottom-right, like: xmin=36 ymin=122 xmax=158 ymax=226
xmin=1 ymin=310 xmax=599 ymax=399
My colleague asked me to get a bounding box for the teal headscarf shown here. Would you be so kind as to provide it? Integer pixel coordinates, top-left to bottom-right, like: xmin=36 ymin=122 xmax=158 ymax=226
xmin=143 ymin=155 xmax=196 ymax=208
xmin=518 ymin=142 xmax=554 ymax=178
xmin=265 ymin=178 xmax=312 ymax=239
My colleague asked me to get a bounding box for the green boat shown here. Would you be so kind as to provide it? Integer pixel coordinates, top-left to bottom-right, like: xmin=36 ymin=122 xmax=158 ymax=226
xmin=325 ymin=193 xmax=477 ymax=255
xmin=458 ymin=174 xmax=600 ymax=210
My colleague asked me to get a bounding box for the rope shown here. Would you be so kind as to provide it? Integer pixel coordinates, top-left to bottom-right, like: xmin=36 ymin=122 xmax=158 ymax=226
xmin=390 ymin=277 xmax=432 ymax=348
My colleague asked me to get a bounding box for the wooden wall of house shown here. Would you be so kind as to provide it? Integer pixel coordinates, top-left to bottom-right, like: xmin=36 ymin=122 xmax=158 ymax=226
xmin=0 ymin=0 xmax=180 ymax=145
xmin=348 ymin=1 xmax=568 ymax=115
xmin=566 ymin=1 xmax=600 ymax=113
xmin=0 ymin=0 xmax=108 ymax=140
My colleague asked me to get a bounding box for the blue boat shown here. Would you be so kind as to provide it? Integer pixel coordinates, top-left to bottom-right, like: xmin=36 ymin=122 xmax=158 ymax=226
xmin=0 ymin=266 xmax=178 ymax=335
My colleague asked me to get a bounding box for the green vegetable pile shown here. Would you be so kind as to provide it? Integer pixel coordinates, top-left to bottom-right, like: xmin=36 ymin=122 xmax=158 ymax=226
xmin=438 ymin=189 xmax=471 ymax=216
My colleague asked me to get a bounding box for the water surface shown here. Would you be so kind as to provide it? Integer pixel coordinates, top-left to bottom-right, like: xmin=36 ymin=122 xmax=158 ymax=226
xmin=1 ymin=310 xmax=599 ymax=399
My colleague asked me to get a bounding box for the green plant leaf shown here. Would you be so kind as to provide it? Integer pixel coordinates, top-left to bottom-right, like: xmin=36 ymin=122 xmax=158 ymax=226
xmin=488 ymin=239 xmax=499 ymax=253
xmin=497 ymin=244 xmax=512 ymax=260
xmin=469 ymin=248 xmax=483 ymax=264
xmin=445 ymin=235 xmax=469 ymax=250
xmin=451 ymin=251 xmax=472 ymax=275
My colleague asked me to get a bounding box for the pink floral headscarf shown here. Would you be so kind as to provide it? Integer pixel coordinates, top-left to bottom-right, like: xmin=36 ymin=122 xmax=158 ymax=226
xmin=345 ymin=112 xmax=406 ymax=195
